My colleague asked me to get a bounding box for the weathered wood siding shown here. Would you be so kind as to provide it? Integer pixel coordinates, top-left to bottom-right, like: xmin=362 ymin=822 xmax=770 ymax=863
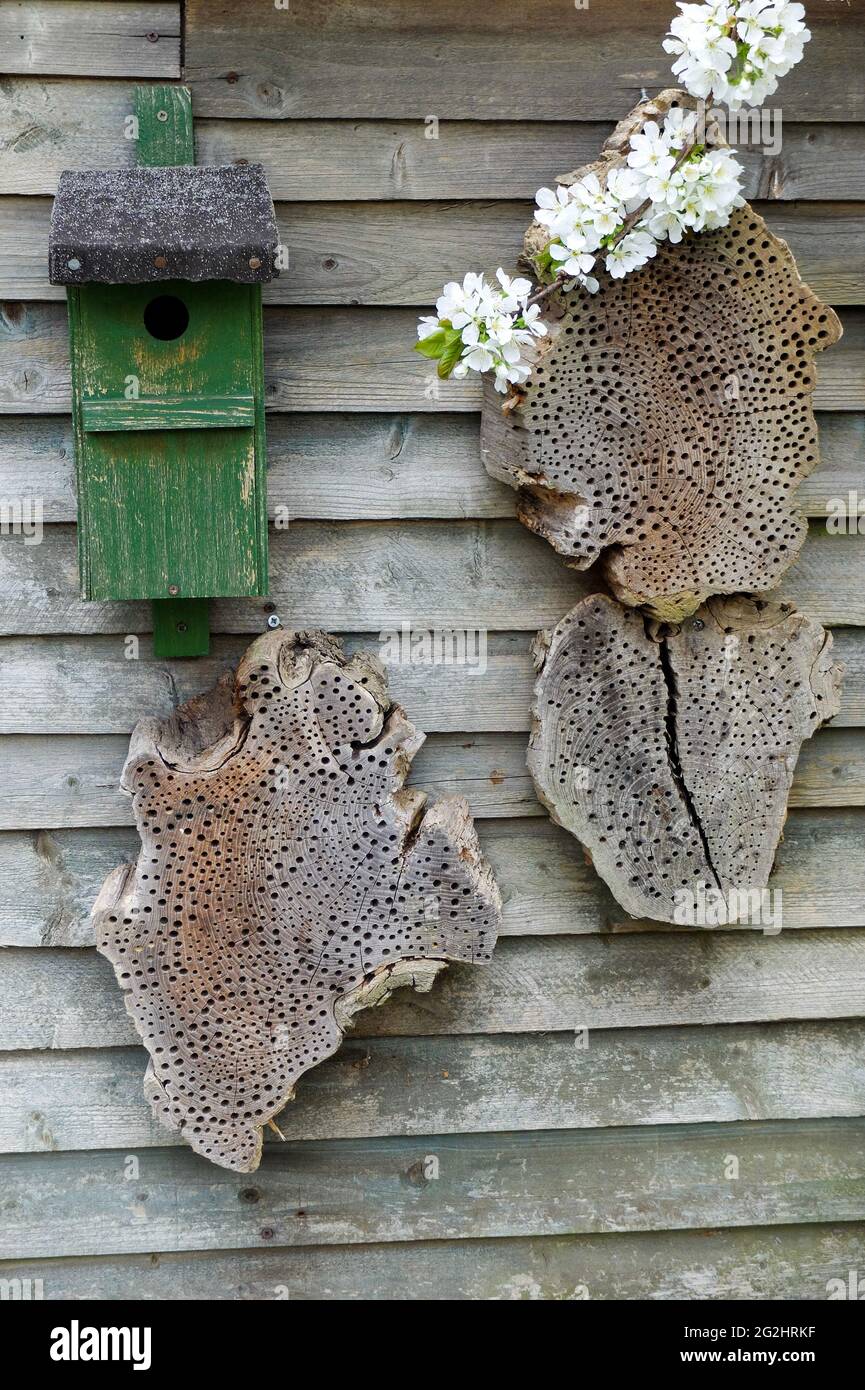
xmin=0 ymin=0 xmax=863 ymax=1300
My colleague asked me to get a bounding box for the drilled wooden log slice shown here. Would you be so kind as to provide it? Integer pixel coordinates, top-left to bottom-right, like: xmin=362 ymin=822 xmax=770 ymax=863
xmin=93 ymin=630 xmax=501 ymax=1171
xmin=528 ymin=593 xmax=842 ymax=924
xmin=481 ymin=90 xmax=842 ymax=622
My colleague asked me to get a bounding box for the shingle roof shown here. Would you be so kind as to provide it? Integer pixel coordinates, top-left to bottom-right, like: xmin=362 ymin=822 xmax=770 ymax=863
xmin=49 ymin=163 xmax=280 ymax=284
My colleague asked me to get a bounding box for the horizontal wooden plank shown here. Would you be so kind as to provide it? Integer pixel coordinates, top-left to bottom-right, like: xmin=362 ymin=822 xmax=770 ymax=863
xmin=1 ymin=628 xmax=864 ymax=735
xmin=1 ymin=82 xmax=863 ymax=199
xmin=3 ymin=198 xmax=865 ymax=306
xmin=0 ymin=724 xmax=861 ymax=834
xmin=0 ymin=723 xmax=862 ymax=834
xmin=2 ymin=303 xmax=861 ymax=416
xmin=80 ymin=394 xmax=255 ymax=432
xmin=5 ymin=808 xmax=865 ymax=950
xmin=0 ymin=3 xmax=180 ymax=79
xmin=3 ymin=1018 xmax=863 ymax=1154
xmin=1 ymin=411 xmax=861 ymax=522
xmin=0 ymin=520 xmax=862 ymax=635
xmin=3 ymin=1118 xmax=864 ymax=1257
xmin=183 ymin=0 xmax=863 ymax=123
xmin=0 ymin=519 xmax=590 ymax=633
xmin=4 ymin=929 xmax=865 ymax=1050
xmin=2 ymin=1221 xmax=862 ymax=1300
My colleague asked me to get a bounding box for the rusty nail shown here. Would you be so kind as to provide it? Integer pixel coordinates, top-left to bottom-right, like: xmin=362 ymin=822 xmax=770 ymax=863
xmin=168 ymin=584 xmax=179 ymax=596
xmin=154 ymin=255 xmax=168 ymax=269
xmin=226 ymin=71 xmax=239 ymax=84
xmin=248 ymin=256 xmax=262 ymax=271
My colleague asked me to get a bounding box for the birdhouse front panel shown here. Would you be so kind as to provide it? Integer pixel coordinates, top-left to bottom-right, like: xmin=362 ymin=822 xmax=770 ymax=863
xmin=49 ymin=160 xmax=278 ymax=605
xmin=69 ymin=278 xmax=267 ymax=602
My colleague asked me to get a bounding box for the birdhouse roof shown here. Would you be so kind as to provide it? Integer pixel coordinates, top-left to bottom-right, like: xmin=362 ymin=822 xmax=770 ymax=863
xmin=49 ymin=163 xmax=280 ymax=284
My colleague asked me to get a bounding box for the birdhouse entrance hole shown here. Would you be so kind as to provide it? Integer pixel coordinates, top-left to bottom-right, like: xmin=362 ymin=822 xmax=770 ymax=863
xmin=143 ymin=293 xmax=190 ymax=341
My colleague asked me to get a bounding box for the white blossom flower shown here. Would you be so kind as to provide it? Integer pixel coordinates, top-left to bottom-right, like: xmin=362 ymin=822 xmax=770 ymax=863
xmin=647 ymin=207 xmax=688 ymax=243
xmin=664 ymin=0 xmax=810 ymax=110
xmin=416 ymin=268 xmax=548 ymax=390
xmin=628 ymin=121 xmax=677 ymax=177
xmin=605 ymin=229 xmax=658 ymax=278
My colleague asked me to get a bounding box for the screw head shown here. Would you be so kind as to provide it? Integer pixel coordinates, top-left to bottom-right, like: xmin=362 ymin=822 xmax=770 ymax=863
xmin=176 ymin=621 xmax=188 ymax=634
xmin=692 ymin=618 xmax=705 ymax=630
xmin=248 ymin=256 xmax=262 ymax=271
xmin=146 ymin=30 xmax=159 ymax=43
xmin=168 ymin=584 xmax=179 ymax=596
xmin=267 ymin=614 xmax=281 ymax=630
xmin=66 ymin=257 xmax=81 ymax=271
xmin=156 ymin=109 xmax=169 ymax=122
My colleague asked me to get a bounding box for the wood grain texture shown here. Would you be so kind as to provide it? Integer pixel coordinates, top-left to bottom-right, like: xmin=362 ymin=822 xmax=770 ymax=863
xmin=93 ymin=629 xmax=500 ymax=1170
xmin=0 ymin=411 xmax=861 ymax=522
xmin=1 ymin=628 xmax=864 ymax=736
xmin=2 ymin=1221 xmax=861 ymax=1300
xmin=3 ymin=1018 xmax=864 ymax=1153
xmin=482 ymin=98 xmax=843 ymax=619
xmin=1 ymin=724 xmax=863 ymax=833
xmin=529 ymin=596 xmax=842 ymax=923
xmin=0 ymin=521 xmax=863 ymax=635
xmin=2 ymin=302 xmax=861 ymax=416
xmin=5 ymin=929 xmax=865 ymax=1050
xmin=3 ymin=1118 xmax=864 ymax=1258
xmin=5 ymin=807 xmax=865 ymax=948
xmin=0 ymin=3 xmax=179 ymax=79
xmin=1 ymin=82 xmax=862 ymax=199
xmin=3 ymin=197 xmax=865 ymax=306
xmin=183 ymin=0 xmax=863 ymax=122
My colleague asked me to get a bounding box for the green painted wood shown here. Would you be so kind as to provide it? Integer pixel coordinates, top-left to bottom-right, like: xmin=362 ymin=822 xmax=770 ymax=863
xmin=151 ymin=596 xmax=210 ymax=658
xmin=61 ymin=84 xmax=270 ymax=654
xmin=71 ymin=279 xmax=266 ymax=602
xmin=81 ymin=394 xmax=255 ymax=432
xmin=134 ymin=84 xmax=194 ymax=167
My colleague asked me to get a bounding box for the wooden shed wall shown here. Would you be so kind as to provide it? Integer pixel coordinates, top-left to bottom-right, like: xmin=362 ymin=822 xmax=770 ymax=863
xmin=0 ymin=0 xmax=864 ymax=1300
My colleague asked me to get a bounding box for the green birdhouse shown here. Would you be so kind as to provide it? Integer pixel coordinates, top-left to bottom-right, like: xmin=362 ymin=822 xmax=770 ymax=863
xmin=48 ymin=87 xmax=278 ymax=657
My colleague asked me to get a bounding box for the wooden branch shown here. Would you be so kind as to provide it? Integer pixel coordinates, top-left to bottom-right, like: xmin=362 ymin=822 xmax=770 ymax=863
xmin=92 ymin=629 xmax=501 ymax=1171
xmin=481 ymin=89 xmax=843 ymax=623
xmin=528 ymin=593 xmax=842 ymax=923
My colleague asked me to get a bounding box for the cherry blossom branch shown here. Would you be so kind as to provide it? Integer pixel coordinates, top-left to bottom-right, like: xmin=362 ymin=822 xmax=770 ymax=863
xmin=525 ymin=98 xmax=713 ymax=310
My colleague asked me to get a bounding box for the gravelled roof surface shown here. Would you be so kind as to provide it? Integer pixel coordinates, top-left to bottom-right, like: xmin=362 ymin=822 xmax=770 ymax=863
xmin=49 ymin=163 xmax=280 ymax=284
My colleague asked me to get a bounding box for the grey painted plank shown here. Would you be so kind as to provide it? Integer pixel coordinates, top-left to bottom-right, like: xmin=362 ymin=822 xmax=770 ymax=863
xmin=0 ymin=411 xmax=860 ymax=522
xmin=0 ymin=85 xmax=863 ymax=200
xmin=183 ymin=0 xmax=863 ymax=123
xmin=3 ymin=1118 xmax=864 ymax=1258
xmin=0 ymin=726 xmax=862 ymax=833
xmin=0 ymin=521 xmax=862 ymax=635
xmin=2 ymin=1019 xmax=864 ymax=1154
xmin=2 ymin=1221 xmax=862 ymax=1300
xmin=1 ymin=302 xmax=862 ymax=414
xmin=0 ymin=3 xmax=180 ymax=79
xmin=0 ymin=725 xmax=861 ymax=834
xmin=3 ymin=930 xmax=865 ymax=1051
xmin=3 ymin=196 xmax=864 ymax=306
xmin=1 ymin=629 xmax=864 ymax=735
xmin=4 ymin=809 xmax=865 ymax=949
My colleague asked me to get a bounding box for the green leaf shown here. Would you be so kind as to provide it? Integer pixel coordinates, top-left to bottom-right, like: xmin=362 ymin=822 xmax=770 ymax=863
xmin=414 ymin=328 xmax=450 ymax=360
xmin=437 ymin=331 xmax=465 ymax=378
